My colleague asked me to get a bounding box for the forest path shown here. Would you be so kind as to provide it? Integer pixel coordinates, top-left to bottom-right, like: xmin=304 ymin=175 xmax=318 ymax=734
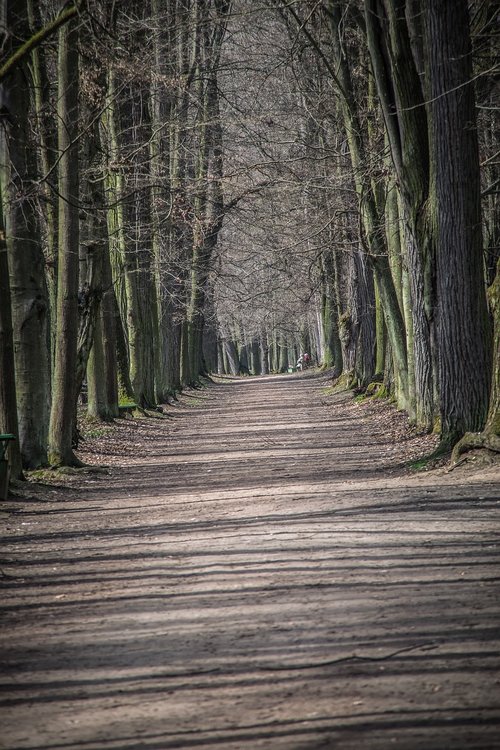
xmin=1 ymin=374 xmax=500 ymax=750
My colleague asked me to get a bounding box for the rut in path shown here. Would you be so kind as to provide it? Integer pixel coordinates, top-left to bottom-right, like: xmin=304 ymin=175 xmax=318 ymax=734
xmin=1 ymin=374 xmax=499 ymax=750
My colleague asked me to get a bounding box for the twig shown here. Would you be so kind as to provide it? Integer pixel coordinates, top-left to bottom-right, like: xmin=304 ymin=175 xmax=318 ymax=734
xmin=255 ymin=642 xmax=438 ymax=671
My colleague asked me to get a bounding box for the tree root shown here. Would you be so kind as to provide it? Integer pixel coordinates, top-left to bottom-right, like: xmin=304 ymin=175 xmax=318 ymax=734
xmin=450 ymin=431 xmax=500 ymax=467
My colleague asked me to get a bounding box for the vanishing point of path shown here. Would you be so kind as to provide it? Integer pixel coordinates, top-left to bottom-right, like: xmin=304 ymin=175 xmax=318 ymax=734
xmin=1 ymin=374 xmax=500 ymax=750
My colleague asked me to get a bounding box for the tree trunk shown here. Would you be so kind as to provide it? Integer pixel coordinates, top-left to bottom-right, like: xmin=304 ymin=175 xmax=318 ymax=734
xmin=427 ymin=0 xmax=491 ymax=445
xmin=87 ymin=312 xmax=109 ymax=420
xmin=485 ymin=260 xmax=500 ymax=435
xmin=100 ymin=219 xmax=119 ymax=417
xmin=260 ymin=330 xmax=269 ymax=375
xmin=0 ymin=0 xmax=50 ymax=469
xmin=0 ymin=192 xmax=22 ymax=479
xmin=320 ymin=249 xmax=343 ymax=375
xmin=278 ymin=335 xmax=289 ymax=372
xmin=354 ymin=247 xmax=376 ymax=388
xmin=327 ymin=1 xmax=409 ymax=404
xmin=114 ymin=83 xmax=156 ymax=408
xmin=186 ymin=3 xmax=228 ymax=384
xmin=168 ymin=0 xmax=194 ymax=391
xmin=150 ymin=0 xmax=174 ymax=401
xmin=103 ymin=72 xmax=135 ymax=405
xmin=128 ymin=90 xmax=157 ymax=408
xmin=224 ymin=337 xmax=239 ymax=375
xmin=28 ymin=0 xmax=57 ymax=359
xmin=365 ymin=0 xmax=435 ymax=428
xmin=48 ymin=17 xmax=81 ymax=466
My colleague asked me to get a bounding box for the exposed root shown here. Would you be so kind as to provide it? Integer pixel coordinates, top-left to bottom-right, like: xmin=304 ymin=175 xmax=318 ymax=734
xmin=450 ymin=431 xmax=500 ymax=467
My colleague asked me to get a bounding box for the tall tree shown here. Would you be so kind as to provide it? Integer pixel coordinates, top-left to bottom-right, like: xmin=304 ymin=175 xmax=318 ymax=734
xmin=0 ymin=0 xmax=50 ymax=469
xmin=48 ymin=14 xmax=81 ymax=465
xmin=427 ymin=0 xmax=492 ymax=446
xmin=324 ymin=1 xmax=409 ymax=405
xmin=365 ymin=0 xmax=435 ymax=428
xmin=0 ymin=188 xmax=22 ymax=479
xmin=186 ymin=0 xmax=230 ymax=383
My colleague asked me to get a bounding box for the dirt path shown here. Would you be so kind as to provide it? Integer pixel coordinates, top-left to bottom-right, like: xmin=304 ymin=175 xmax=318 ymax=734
xmin=1 ymin=374 xmax=500 ymax=750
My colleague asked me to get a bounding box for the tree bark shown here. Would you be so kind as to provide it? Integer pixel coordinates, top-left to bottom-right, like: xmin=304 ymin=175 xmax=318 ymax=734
xmin=87 ymin=312 xmax=108 ymax=420
xmin=327 ymin=0 xmax=409 ymax=404
xmin=186 ymin=1 xmax=228 ymax=384
xmin=365 ymin=0 xmax=434 ymax=428
xmin=150 ymin=0 xmax=174 ymax=401
xmin=320 ymin=249 xmax=343 ymax=376
xmin=48 ymin=17 xmax=81 ymax=466
xmin=0 ymin=192 xmax=22 ymax=479
xmin=0 ymin=0 xmax=50 ymax=468
xmin=427 ymin=0 xmax=491 ymax=445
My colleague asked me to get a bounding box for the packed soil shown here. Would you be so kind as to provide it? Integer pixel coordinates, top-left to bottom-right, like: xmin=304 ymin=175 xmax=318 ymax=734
xmin=1 ymin=373 xmax=499 ymax=750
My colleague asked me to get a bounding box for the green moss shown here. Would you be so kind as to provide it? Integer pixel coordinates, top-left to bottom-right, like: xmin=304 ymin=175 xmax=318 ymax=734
xmin=321 ymin=386 xmax=337 ymax=396
xmin=365 ymin=382 xmax=388 ymax=399
xmin=328 ymin=371 xmax=357 ymax=393
xmin=408 ymin=443 xmax=451 ymax=471
xmin=28 ymin=463 xmax=109 ymax=481
xmin=185 ymin=397 xmax=203 ymax=406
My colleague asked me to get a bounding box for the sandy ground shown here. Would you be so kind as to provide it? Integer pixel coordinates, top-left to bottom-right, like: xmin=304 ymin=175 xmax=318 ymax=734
xmin=1 ymin=373 xmax=499 ymax=750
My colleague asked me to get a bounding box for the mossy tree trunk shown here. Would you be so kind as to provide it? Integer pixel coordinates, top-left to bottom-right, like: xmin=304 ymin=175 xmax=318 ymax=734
xmin=451 ymin=262 xmax=499 ymax=462
xmin=103 ymin=71 xmax=135 ymax=405
xmin=485 ymin=261 xmax=500 ymax=436
xmin=87 ymin=313 xmax=108 ymax=420
xmin=320 ymin=249 xmax=343 ymax=376
xmin=0 ymin=0 xmax=50 ymax=469
xmin=354 ymin=247 xmax=376 ymax=388
xmin=326 ymin=1 xmax=409 ymax=405
xmin=98 ymin=248 xmax=120 ymax=418
xmin=365 ymin=0 xmax=434 ymax=429
xmin=48 ymin=17 xmax=81 ymax=466
xmin=116 ymin=85 xmax=157 ymax=409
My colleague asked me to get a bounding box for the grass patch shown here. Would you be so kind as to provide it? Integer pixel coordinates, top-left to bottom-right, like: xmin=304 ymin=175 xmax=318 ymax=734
xmin=83 ymin=425 xmax=114 ymax=439
xmin=321 ymin=386 xmax=337 ymax=397
xmin=184 ymin=397 xmax=204 ymax=406
xmin=78 ymin=412 xmax=116 ymax=440
xmin=408 ymin=444 xmax=451 ymax=471
xmin=27 ymin=464 xmax=109 ymax=482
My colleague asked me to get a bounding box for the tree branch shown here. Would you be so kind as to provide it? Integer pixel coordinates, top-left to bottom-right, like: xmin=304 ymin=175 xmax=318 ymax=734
xmin=0 ymin=1 xmax=86 ymax=83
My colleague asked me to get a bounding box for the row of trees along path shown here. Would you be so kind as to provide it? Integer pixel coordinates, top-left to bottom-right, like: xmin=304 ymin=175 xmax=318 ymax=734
xmin=0 ymin=0 xmax=499 ymax=480
xmin=1 ymin=373 xmax=499 ymax=749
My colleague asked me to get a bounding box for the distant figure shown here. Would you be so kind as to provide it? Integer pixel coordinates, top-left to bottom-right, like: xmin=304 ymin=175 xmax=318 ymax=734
xmin=239 ymin=362 xmax=251 ymax=376
xmin=297 ymin=353 xmax=310 ymax=371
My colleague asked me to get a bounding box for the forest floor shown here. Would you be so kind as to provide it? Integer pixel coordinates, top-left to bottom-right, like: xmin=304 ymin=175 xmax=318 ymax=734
xmin=1 ymin=372 xmax=500 ymax=750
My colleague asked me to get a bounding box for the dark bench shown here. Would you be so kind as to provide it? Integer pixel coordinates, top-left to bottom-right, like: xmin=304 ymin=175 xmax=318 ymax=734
xmin=0 ymin=434 xmax=16 ymax=501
